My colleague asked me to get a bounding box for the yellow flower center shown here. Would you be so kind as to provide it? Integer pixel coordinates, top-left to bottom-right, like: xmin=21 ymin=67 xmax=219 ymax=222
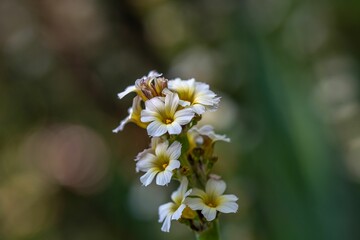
xmin=157 ymin=154 xmax=170 ymax=171
xmin=205 ymin=196 xmax=218 ymax=208
xmin=207 ymin=202 xmax=216 ymax=208
xmin=162 ymin=163 xmax=168 ymax=169
xmin=165 ymin=118 xmax=173 ymax=124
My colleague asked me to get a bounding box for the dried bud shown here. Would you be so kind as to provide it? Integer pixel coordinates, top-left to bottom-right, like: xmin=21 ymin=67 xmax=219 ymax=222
xmin=135 ymin=71 xmax=168 ymax=101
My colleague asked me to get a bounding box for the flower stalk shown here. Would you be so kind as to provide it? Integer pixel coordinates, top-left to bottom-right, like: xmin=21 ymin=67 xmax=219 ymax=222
xmin=113 ymin=71 xmax=238 ymax=238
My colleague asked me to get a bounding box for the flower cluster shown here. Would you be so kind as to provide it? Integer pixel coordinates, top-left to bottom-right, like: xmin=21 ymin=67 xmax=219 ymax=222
xmin=114 ymin=71 xmax=238 ymax=233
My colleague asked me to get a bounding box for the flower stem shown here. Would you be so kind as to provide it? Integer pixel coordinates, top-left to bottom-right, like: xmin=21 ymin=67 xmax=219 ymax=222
xmin=194 ymin=220 xmax=221 ymax=240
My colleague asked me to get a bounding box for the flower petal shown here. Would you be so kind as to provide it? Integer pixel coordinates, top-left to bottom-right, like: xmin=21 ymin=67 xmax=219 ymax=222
xmin=165 ymin=92 xmax=179 ymax=117
xmin=141 ymin=109 xmax=161 ymax=123
xmin=136 ymin=153 xmax=156 ymax=172
xmin=179 ymin=100 xmax=191 ymax=107
xmin=196 ymin=125 xmax=230 ymax=142
xmin=172 ymin=204 xmax=186 ymax=220
xmin=159 ymin=202 xmax=175 ymax=222
xmin=219 ymin=194 xmax=238 ymax=202
xmin=201 ymin=206 xmax=217 ymax=221
xmin=168 ymin=78 xmax=196 ymax=97
xmin=195 ymin=81 xmax=210 ymax=91
xmin=135 ymin=148 xmax=152 ymax=162
xmin=195 ymin=93 xmax=218 ymax=105
xmin=191 ymin=104 xmax=206 ymax=115
xmin=155 ymin=141 xmax=170 ymax=156
xmin=167 ymin=122 xmax=182 ymax=135
xmin=150 ymin=137 xmax=163 ymax=150
xmin=140 ymin=169 xmax=158 ymax=186
xmin=145 ymin=97 xmax=165 ymax=113
xmin=184 ymin=189 xmax=192 ymax=198
xmin=161 ymin=214 xmax=172 ymax=232
xmin=118 ymin=85 xmax=136 ymax=99
xmin=216 ymin=201 xmax=238 ymax=214
xmin=147 ymin=70 xmax=162 ymax=78
xmin=171 ymin=177 xmax=189 ymax=203
xmin=191 ymin=188 xmax=207 ymax=199
xmin=147 ymin=121 xmax=167 ymax=137
xmin=167 ymin=141 xmax=182 ymax=160
xmin=166 ymin=160 xmax=180 ymax=171
xmin=174 ymin=108 xmax=195 ymax=125
xmin=206 ymin=179 xmax=226 ymax=197
xmin=186 ymin=197 xmax=206 ymax=211
xmin=112 ymin=110 xmax=131 ymax=133
xmin=156 ymin=170 xmax=173 ymax=186
xmin=136 ymin=152 xmax=156 ymax=163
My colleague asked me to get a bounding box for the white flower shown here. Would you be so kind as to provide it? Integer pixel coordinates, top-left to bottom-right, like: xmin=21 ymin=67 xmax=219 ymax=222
xmin=117 ymin=71 xmax=167 ymax=101
xmin=188 ymin=125 xmax=230 ymax=145
xmin=136 ymin=140 xmax=182 ymax=186
xmin=168 ymin=78 xmax=220 ymax=115
xmin=141 ymin=92 xmax=195 ymax=137
xmin=187 ymin=125 xmax=230 ymax=153
xmin=186 ymin=178 xmax=238 ymax=221
xmin=158 ymin=177 xmax=192 ymax=232
xmin=113 ymin=96 xmax=147 ymax=133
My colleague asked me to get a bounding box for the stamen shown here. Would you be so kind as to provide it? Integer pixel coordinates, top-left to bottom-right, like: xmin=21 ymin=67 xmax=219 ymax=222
xmin=165 ymin=118 xmax=173 ymax=124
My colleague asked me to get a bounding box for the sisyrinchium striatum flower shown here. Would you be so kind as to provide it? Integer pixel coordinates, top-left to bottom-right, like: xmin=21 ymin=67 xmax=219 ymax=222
xmin=113 ymin=71 xmax=238 ymax=238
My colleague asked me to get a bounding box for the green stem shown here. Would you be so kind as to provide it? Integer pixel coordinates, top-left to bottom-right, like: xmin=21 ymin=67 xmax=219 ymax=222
xmin=194 ymin=220 xmax=221 ymax=240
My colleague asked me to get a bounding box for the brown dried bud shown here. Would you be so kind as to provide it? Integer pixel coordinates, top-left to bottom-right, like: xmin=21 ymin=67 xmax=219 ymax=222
xmin=135 ymin=71 xmax=168 ymax=101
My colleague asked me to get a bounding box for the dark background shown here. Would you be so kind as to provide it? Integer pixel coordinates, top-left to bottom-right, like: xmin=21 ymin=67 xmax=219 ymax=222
xmin=1 ymin=0 xmax=360 ymax=239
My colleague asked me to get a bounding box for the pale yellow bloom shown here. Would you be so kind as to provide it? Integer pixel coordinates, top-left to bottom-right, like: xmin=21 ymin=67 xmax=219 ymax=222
xmin=141 ymin=92 xmax=195 ymax=137
xmin=168 ymin=78 xmax=220 ymax=115
xmin=186 ymin=178 xmax=238 ymax=221
xmin=136 ymin=140 xmax=182 ymax=186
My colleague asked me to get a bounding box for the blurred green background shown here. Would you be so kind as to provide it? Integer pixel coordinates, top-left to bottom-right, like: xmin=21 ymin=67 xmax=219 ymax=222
xmin=1 ymin=0 xmax=360 ymax=239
